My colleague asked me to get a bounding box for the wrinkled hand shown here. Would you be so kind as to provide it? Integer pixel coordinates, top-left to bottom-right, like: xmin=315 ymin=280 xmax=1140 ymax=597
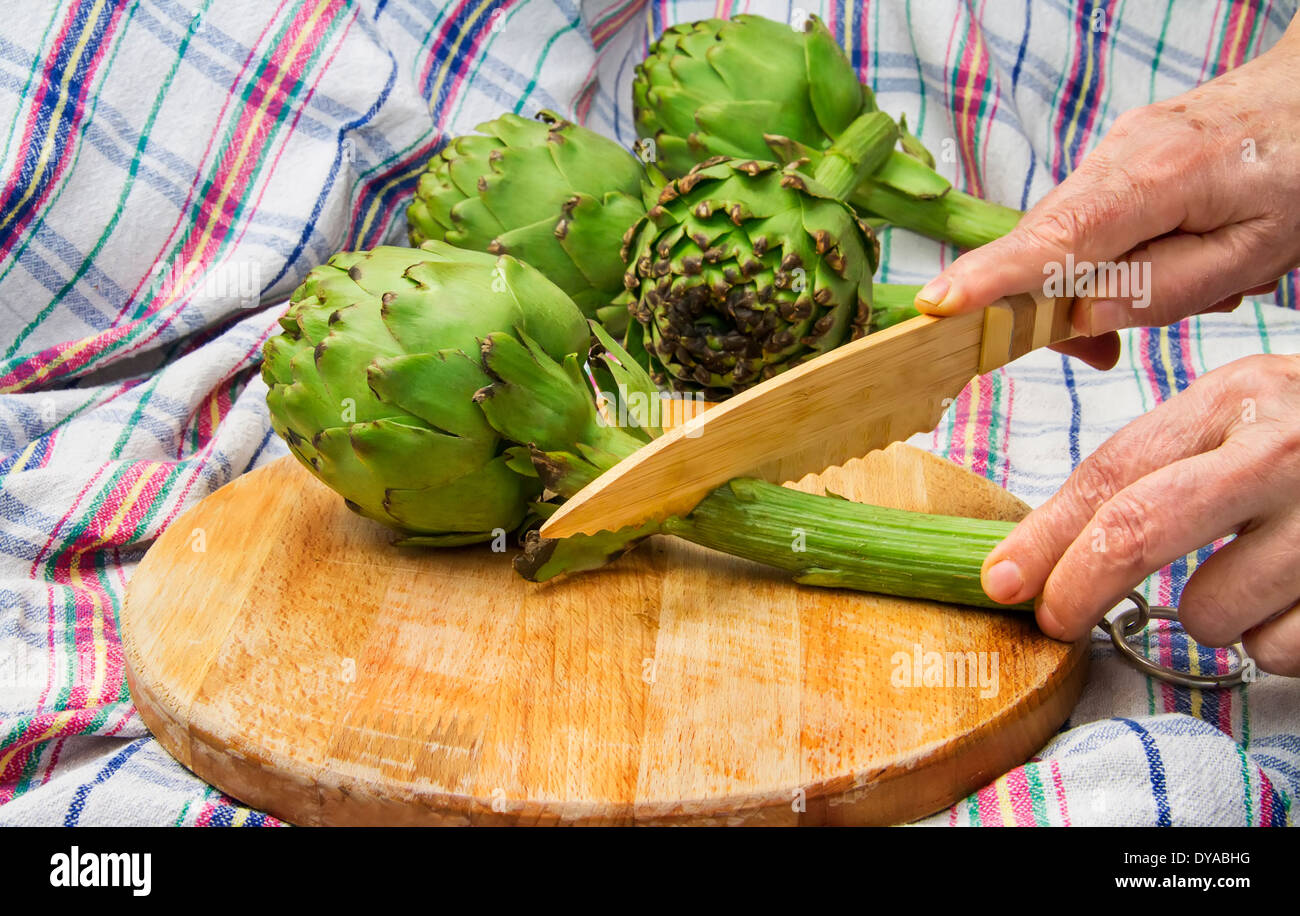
xmin=913 ymin=22 xmax=1300 ymax=370
xmin=979 ymin=354 xmax=1300 ymax=675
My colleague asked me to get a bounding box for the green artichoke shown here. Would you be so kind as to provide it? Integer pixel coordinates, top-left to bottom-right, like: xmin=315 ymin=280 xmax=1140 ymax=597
xmin=406 ymin=111 xmax=649 ymax=334
xmin=633 ymin=14 xmax=1021 ymax=250
xmin=260 ymin=242 xmax=591 ymax=545
xmin=620 ymin=111 xmax=887 ymax=394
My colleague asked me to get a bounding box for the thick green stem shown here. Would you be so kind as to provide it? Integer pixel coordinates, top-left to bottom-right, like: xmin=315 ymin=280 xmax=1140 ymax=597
xmin=800 ymin=127 xmax=1021 ymax=249
xmin=663 ymin=479 xmax=1029 ymax=611
xmin=810 ymin=111 xmax=899 ymax=200
xmin=852 ymin=181 xmax=1022 ymax=251
xmin=520 ymin=445 xmax=1021 ymax=613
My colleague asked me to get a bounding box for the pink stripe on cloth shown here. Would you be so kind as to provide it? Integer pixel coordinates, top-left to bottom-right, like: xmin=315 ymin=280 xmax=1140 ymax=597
xmin=1050 ymin=759 xmax=1070 ymax=826
xmin=589 ymin=0 xmax=643 ymax=50
xmin=1050 ymin=1 xmax=1110 ymax=178
xmin=953 ymin=2 xmax=994 ymax=198
xmin=419 ymin=0 xmax=518 ymax=130
xmin=974 ymin=782 xmax=1003 ymax=826
xmin=1005 ymin=767 xmax=1038 ymax=826
xmin=126 ymin=1 xmax=349 ymax=345
xmin=0 ymin=1 xmax=348 ymax=393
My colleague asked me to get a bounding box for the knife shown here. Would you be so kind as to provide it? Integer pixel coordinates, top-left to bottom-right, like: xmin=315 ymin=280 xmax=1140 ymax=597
xmin=540 ymin=292 xmax=1075 ymax=538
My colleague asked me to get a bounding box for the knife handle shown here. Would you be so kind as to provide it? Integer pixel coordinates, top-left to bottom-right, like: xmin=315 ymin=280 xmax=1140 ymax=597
xmin=977 ymin=293 xmax=1076 ymax=375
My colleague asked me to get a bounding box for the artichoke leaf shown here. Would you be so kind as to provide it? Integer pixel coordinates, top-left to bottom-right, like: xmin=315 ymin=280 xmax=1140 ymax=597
xmin=476 ymin=331 xmax=600 ymax=453
xmin=897 ymin=113 xmax=936 ymax=168
xmin=873 ymin=149 xmax=952 ymax=199
xmin=367 ymin=348 xmax=493 ymax=441
xmin=802 ymin=15 xmax=867 ymax=137
xmin=385 ymin=454 xmax=539 ymax=533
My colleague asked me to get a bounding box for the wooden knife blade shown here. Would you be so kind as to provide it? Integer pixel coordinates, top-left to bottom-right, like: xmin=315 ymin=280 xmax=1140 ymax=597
xmin=540 ymin=292 xmax=1075 ymax=538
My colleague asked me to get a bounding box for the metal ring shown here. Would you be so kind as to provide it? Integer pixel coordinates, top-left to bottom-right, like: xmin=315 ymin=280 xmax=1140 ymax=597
xmin=1105 ymin=592 xmax=1252 ymax=690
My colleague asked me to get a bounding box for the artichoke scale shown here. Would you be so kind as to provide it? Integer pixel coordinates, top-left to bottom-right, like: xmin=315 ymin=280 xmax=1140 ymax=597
xmin=802 ymin=15 xmax=867 ymax=135
xmin=384 ymin=453 xmax=540 ymax=534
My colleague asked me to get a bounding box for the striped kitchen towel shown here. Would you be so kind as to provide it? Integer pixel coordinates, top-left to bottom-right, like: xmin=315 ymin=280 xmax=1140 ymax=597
xmin=0 ymin=0 xmax=1294 ymax=826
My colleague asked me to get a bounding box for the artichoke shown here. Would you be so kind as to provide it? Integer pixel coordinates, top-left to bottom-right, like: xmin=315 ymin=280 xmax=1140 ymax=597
xmin=407 ymin=111 xmax=649 ymax=334
xmin=260 ymin=242 xmax=591 ymax=545
xmin=620 ymin=109 xmax=891 ymax=395
xmin=633 ymin=14 xmax=1021 ymax=250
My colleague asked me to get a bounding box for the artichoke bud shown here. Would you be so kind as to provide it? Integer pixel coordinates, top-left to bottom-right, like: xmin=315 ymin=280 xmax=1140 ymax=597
xmin=407 ymin=110 xmax=653 ymax=334
xmin=632 ymin=14 xmax=1021 ymax=250
xmin=634 ymin=14 xmax=869 ymax=180
xmin=622 ymin=157 xmax=877 ymax=397
xmin=261 ymin=243 xmax=591 ymax=544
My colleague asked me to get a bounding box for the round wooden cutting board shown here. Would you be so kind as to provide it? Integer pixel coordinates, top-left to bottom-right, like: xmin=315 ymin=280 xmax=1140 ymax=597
xmin=122 ymin=442 xmax=1087 ymax=826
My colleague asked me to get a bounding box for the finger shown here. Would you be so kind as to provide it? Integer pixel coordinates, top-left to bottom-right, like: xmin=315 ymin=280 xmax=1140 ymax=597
xmin=1073 ymin=220 xmax=1294 ymax=335
xmin=1242 ymin=602 xmax=1300 ymax=677
xmin=1178 ymin=514 xmax=1300 ymax=647
xmin=1197 ymin=294 xmax=1244 ymax=315
xmin=1036 ymin=442 xmax=1269 ymax=640
xmin=915 ymin=143 xmax=1187 ymax=316
xmin=1242 ymin=281 xmax=1279 ymax=297
xmin=1049 ymin=332 xmax=1122 ymax=371
xmin=981 ymin=373 xmax=1240 ymax=608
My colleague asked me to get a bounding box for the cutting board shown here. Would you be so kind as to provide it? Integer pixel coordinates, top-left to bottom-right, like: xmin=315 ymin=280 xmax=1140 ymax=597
xmin=122 ymin=439 xmax=1088 ymax=826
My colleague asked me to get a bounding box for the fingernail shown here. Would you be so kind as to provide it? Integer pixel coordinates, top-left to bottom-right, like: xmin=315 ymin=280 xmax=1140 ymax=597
xmin=914 ymin=276 xmax=952 ymax=312
xmin=1087 ymin=299 xmax=1129 ymax=336
xmin=982 ymin=559 xmax=1024 ymax=603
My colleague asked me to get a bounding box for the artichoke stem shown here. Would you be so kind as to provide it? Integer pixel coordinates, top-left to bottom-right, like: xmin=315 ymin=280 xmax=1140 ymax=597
xmin=810 ymin=110 xmax=899 ymax=200
xmin=940 ymin=189 xmax=1024 ymax=250
xmin=853 ymin=183 xmax=1022 ymax=251
xmin=524 ymin=452 xmax=1023 ymax=612
xmin=660 ymin=479 xmax=1030 ymax=611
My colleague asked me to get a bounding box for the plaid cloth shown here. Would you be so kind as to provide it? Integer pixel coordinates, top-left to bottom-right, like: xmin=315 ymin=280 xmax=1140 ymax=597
xmin=0 ymin=0 xmax=1296 ymax=827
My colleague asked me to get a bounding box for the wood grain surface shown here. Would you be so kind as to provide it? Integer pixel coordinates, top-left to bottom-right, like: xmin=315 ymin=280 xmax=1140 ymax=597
xmin=122 ymin=443 xmax=1088 ymax=826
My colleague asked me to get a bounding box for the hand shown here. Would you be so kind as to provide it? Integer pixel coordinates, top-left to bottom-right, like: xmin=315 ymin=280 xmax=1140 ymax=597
xmin=979 ymin=353 xmax=1300 ymax=676
xmin=913 ymin=19 xmax=1300 ymax=370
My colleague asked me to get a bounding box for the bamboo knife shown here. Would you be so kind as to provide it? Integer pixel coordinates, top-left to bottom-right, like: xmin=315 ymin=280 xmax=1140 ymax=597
xmin=540 ymin=292 xmax=1076 ymax=538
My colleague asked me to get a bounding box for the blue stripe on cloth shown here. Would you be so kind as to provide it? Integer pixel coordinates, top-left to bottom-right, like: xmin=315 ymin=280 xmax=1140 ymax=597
xmin=63 ymin=737 xmax=150 ymax=826
xmin=422 ymin=0 xmax=509 ymax=102
xmin=1011 ymin=1 xmax=1036 ymax=209
xmin=1118 ymin=717 xmax=1172 ymax=826
xmin=245 ymin=425 xmax=278 ymax=469
xmin=1168 ymin=614 xmax=1192 ymax=717
xmin=1061 ymin=354 xmax=1082 ymax=469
